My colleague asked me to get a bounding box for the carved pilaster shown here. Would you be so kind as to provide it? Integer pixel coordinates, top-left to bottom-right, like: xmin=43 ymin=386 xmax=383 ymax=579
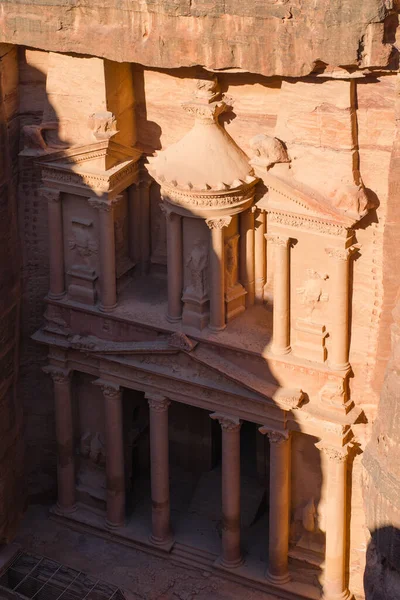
xmin=206 ymin=216 xmax=232 ymax=230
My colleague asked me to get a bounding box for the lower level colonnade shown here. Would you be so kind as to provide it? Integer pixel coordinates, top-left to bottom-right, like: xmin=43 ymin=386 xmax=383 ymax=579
xmin=44 ymin=366 xmax=351 ymax=600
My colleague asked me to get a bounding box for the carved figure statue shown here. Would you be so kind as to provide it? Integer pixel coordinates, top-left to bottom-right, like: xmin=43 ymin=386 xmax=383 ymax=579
xmin=185 ymin=240 xmax=209 ymax=298
xmin=249 ymin=134 xmax=290 ymax=169
xmin=22 ymin=122 xmax=68 ymax=151
xmin=297 ymin=269 xmax=329 ymax=320
xmin=80 ymin=431 xmax=106 ymax=465
xmin=225 ymin=234 xmax=239 ymax=290
xmin=88 ymin=110 xmax=118 ymax=140
xmin=68 ymin=221 xmax=98 ymax=266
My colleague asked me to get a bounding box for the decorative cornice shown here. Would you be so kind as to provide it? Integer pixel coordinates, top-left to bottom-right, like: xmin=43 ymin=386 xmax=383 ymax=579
xmin=315 ymin=441 xmax=349 ymax=462
xmin=206 ymin=216 xmax=232 ymax=230
xmin=210 ymin=413 xmax=241 ymax=431
xmin=93 ymin=379 xmax=121 ymax=399
xmin=41 ymin=161 xmax=138 ymax=194
xmin=267 ymin=210 xmax=349 ymax=237
xmin=273 ymin=390 xmax=305 ymax=411
xmin=160 ymin=184 xmax=256 ymax=209
xmin=41 ymin=187 xmax=61 ymax=204
xmin=42 ymin=365 xmax=71 ymax=384
xmin=145 ymin=393 xmax=170 ymax=412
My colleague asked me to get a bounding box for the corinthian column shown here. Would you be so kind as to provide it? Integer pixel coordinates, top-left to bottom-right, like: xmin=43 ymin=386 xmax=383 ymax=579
xmin=254 ymin=208 xmax=266 ymax=304
xmin=43 ymin=366 xmax=76 ymax=514
xmin=42 ymin=188 xmax=65 ymax=299
xmin=259 ymin=428 xmax=291 ymax=583
xmin=88 ymin=197 xmax=119 ymax=312
xmin=211 ymin=413 xmax=243 ymax=567
xmin=95 ymin=380 xmax=125 ymax=528
xmin=240 ymin=208 xmax=255 ymax=307
xmin=266 ymin=234 xmax=291 ymax=355
xmin=161 ymin=204 xmax=183 ymax=322
xmin=316 ymin=443 xmax=350 ymax=600
xmin=325 ymin=247 xmax=357 ymax=371
xmin=146 ymin=393 xmax=172 ymax=546
xmin=206 ymin=217 xmax=232 ymax=331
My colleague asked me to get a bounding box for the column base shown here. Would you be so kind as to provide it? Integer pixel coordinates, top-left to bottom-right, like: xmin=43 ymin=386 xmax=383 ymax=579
xmin=99 ymin=303 xmax=117 ymax=313
xmin=55 ymin=503 xmax=77 ymax=516
xmin=266 ymin=570 xmax=291 ymax=585
xmin=271 ymin=345 xmax=291 ymax=356
xmin=48 ymin=291 xmax=67 ymax=301
xmin=106 ymin=519 xmax=125 ymax=530
xmin=322 ymin=591 xmax=351 ymax=600
xmin=166 ymin=314 xmax=182 ymax=323
xmin=328 ymin=361 xmax=351 ymax=372
xmin=208 ymin=323 xmax=226 ymax=332
xmin=219 ymin=555 xmax=244 ymax=569
xmin=149 ymin=533 xmax=174 ymax=550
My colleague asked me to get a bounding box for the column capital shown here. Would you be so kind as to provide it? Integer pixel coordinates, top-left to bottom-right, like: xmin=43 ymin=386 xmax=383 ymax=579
xmin=88 ymin=195 xmax=121 ymax=212
xmin=93 ymin=379 xmax=121 ymax=399
xmin=324 ymin=245 xmax=360 ymax=262
xmin=265 ymin=233 xmax=290 ymax=247
xmin=315 ymin=441 xmax=349 ymax=462
xmin=42 ymin=365 xmax=71 ymax=384
xmin=159 ymin=201 xmax=175 ymax=220
xmin=210 ymin=413 xmax=241 ymax=431
xmin=259 ymin=427 xmax=291 ymax=444
xmin=206 ymin=216 xmax=232 ymax=230
xmin=146 ymin=392 xmax=170 ymax=412
xmin=41 ymin=187 xmax=61 ymax=203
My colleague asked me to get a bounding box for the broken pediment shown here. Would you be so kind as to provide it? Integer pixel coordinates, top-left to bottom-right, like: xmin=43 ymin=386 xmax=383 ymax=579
xmin=36 ymin=140 xmax=141 ymax=195
xmin=256 ymin=171 xmax=374 ymax=226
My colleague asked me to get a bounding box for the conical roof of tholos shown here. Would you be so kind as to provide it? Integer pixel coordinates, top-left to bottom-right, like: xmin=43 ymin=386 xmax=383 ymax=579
xmin=147 ymin=111 xmax=256 ymax=192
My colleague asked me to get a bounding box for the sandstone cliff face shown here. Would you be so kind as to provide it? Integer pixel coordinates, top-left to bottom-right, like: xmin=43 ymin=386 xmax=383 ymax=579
xmin=0 ymin=0 xmax=398 ymax=76
xmin=0 ymin=44 xmax=24 ymax=542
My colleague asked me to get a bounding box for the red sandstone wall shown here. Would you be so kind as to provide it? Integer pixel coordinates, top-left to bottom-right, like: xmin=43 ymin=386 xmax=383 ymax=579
xmin=0 ymin=0 xmax=397 ymax=77
xmin=0 ymin=43 xmax=24 ymax=542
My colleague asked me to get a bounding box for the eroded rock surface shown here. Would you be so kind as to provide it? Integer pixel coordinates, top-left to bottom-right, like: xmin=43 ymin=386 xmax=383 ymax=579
xmin=0 ymin=0 xmax=398 ymax=76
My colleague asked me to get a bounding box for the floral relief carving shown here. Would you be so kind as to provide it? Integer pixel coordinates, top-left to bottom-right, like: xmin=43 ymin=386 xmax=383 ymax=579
xmin=206 ymin=217 xmax=232 ymax=230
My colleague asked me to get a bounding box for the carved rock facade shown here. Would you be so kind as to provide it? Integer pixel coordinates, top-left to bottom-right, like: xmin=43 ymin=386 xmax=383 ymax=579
xmin=0 ymin=12 xmax=399 ymax=600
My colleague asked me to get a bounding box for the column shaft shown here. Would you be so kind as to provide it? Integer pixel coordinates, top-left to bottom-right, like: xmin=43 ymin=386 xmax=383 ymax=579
xmin=207 ymin=218 xmax=231 ymax=331
xmin=319 ymin=445 xmax=350 ymax=600
xmin=147 ymin=394 xmax=172 ymax=545
xmin=240 ymin=208 xmax=255 ymax=307
xmin=140 ymin=181 xmax=151 ymax=274
xmin=101 ymin=383 xmax=125 ymax=528
xmin=97 ymin=204 xmax=117 ymax=312
xmin=128 ymin=184 xmax=141 ymax=264
xmin=269 ymin=236 xmax=291 ymax=354
xmin=165 ymin=211 xmax=183 ymax=322
xmin=212 ymin=414 xmax=242 ymax=567
xmin=326 ymin=248 xmax=352 ymax=370
xmin=44 ymin=367 xmax=76 ymax=513
xmin=261 ymin=429 xmax=291 ymax=583
xmin=254 ymin=209 xmax=266 ymax=304
xmin=44 ymin=190 xmax=65 ymax=299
